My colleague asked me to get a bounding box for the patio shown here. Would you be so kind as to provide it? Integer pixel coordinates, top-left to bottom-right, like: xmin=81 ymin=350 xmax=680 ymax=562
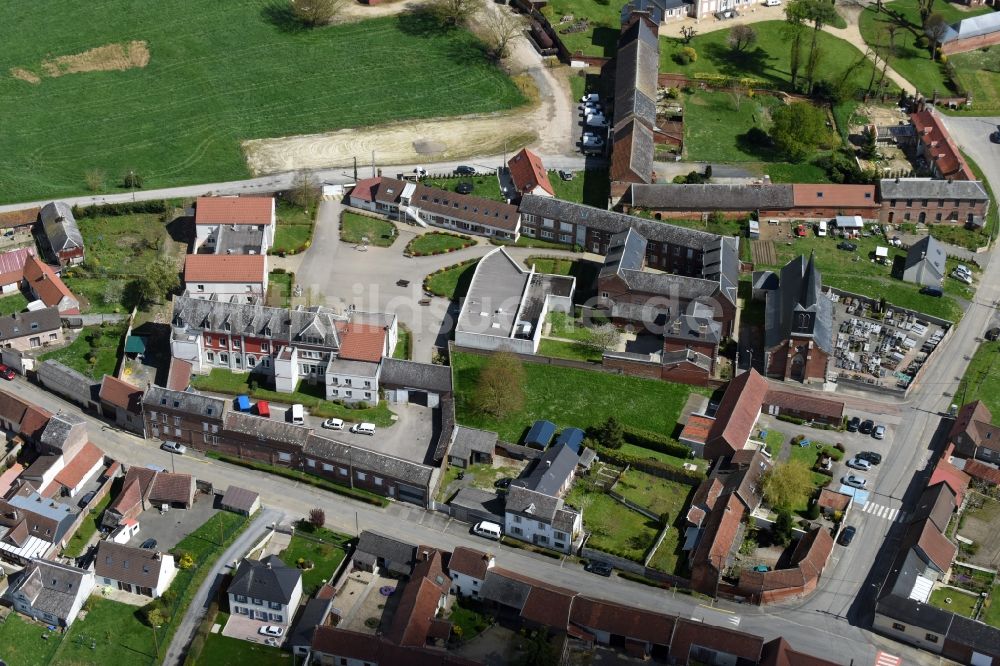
xmin=222 ymin=612 xmax=285 ymax=648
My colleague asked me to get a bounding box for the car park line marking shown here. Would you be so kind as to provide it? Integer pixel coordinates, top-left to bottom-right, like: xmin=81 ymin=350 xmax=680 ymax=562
xmin=874 ymin=651 xmax=901 ymax=666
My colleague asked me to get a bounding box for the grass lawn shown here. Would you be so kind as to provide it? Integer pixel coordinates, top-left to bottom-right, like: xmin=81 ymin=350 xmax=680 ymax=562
xmin=956 ymin=340 xmax=1000 ymax=421
xmin=422 ymin=175 xmax=506 ymax=202
xmin=438 ymin=462 xmax=523 ymax=501
xmin=525 ymin=257 xmax=600 ymax=301
xmin=538 ymin=338 xmax=603 ymax=363
xmin=759 ymin=429 xmax=785 ymax=457
xmin=453 ymin=351 xmax=710 ymax=442
xmin=196 ymin=634 xmax=292 ymax=666
xmin=951 ymin=46 xmax=1000 ymax=111
xmin=541 ymin=0 xmax=624 ymax=57
xmin=190 ymin=369 xmax=396 ymax=426
xmin=266 ymin=270 xmax=292 ymax=308
xmin=63 ymin=491 xmax=114 ymax=558
xmin=270 ymin=202 xmax=314 ymax=255
xmin=683 ymin=90 xmax=785 ymax=163
xmin=394 ymin=323 xmax=412 ymax=360
xmin=984 ymin=585 xmax=1000 ymax=629
xmin=39 ymin=321 xmax=128 ymax=380
xmin=858 ymin=2 xmax=993 ymax=99
xmin=0 ymin=613 xmax=64 ymax=666
xmin=568 ymin=474 xmax=660 ymax=562
xmin=61 ymin=210 xmax=181 ymax=313
xmin=341 ymin=211 xmax=397 ymax=247
xmin=280 ymin=533 xmax=349 ymax=595
xmin=619 ymin=442 xmax=706 ymax=470
xmin=405 ymin=231 xmax=475 ymax=256
xmin=424 ymin=259 xmax=478 ymax=299
xmin=635 ymin=210 xmax=746 ymax=237
xmin=759 ymin=233 xmax=964 ymax=321
xmin=0 ymin=6 xmax=524 ymax=204
xmin=548 ymin=168 xmax=611 ymax=208
xmin=54 ymin=597 xmax=155 ymax=666
xmin=0 ymin=291 xmax=29 ymax=315
xmin=448 ymin=599 xmax=490 ymax=642
xmin=928 ymin=587 xmax=979 ymax=618
xmin=615 ymin=469 xmax=693 ymax=519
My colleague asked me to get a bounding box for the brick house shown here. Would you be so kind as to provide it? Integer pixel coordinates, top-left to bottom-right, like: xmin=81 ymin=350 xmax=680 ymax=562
xmin=98 ymin=375 xmax=145 ymax=436
xmin=879 ymin=178 xmax=989 ymax=226
xmin=736 ymin=528 xmax=834 ymax=604
xmin=911 ymin=110 xmax=975 ymax=181
xmin=934 ymin=11 xmax=1000 ymax=55
xmin=23 ymin=255 xmax=80 ymax=314
xmin=610 ymin=18 xmax=659 ymax=186
xmin=621 ymin=183 xmax=795 ymax=219
xmin=507 ymin=148 xmax=554 ymax=198
xmin=789 ymin=184 xmax=879 ymax=220
xmin=947 ymin=400 xmax=1000 ymax=465
xmin=704 ymin=369 xmax=769 ymax=460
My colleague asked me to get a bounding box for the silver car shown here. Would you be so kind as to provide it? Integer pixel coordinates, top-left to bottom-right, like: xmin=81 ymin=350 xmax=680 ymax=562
xmin=842 ymin=474 xmax=867 ymax=489
xmin=846 ymin=457 xmax=871 ymax=471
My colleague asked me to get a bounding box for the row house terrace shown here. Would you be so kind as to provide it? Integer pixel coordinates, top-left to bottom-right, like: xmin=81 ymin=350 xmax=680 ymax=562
xmin=170 ymin=295 xmax=396 ymax=405
xmin=349 ymin=177 xmax=521 ymax=241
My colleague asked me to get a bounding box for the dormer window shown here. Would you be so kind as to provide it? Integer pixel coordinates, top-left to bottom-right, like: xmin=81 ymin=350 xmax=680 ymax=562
xmin=224 ymin=322 xmax=231 ymax=332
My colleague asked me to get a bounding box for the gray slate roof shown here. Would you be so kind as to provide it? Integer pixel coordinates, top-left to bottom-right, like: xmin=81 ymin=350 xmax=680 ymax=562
xmin=512 ymin=443 xmax=579 ymax=496
xmin=450 ymin=426 xmax=498 ymax=462
xmin=937 ymin=11 xmax=1000 ymax=43
xmin=221 ymin=485 xmax=261 ymax=513
xmin=289 ymin=597 xmax=332 ymax=648
xmin=10 ymin=558 xmax=90 ymax=620
xmin=903 ymin=236 xmax=946 ymax=286
xmin=380 ymin=358 xmax=453 ymax=394
xmin=229 ymin=555 xmax=301 ymax=604
xmin=626 ymin=184 xmax=796 ymax=211
xmin=449 ymin=487 xmax=506 ymax=521
xmin=506 ymin=486 xmax=577 ymax=532
xmin=612 ymin=120 xmax=655 ymax=183
xmin=355 ymin=530 xmax=417 ymax=575
xmin=879 ymin=178 xmax=988 ymax=201
xmin=303 ymin=434 xmax=433 ymax=486
xmin=664 ymin=302 xmax=723 ymax=344
xmin=614 ymin=22 xmax=659 ymax=112
xmin=601 ymin=228 xmax=647 ymax=280
xmin=765 ymin=254 xmax=833 ymax=355
xmin=36 ymin=360 xmax=98 ymax=407
xmin=224 ymin=411 xmax=311 ymax=445
xmin=480 ymin=569 xmax=533 ymax=610
xmin=457 ymin=247 xmax=529 ymax=338
xmin=39 ymin=412 xmax=87 ymax=454
xmin=143 ymin=386 xmax=226 ymax=419
xmin=909 ymin=482 xmax=956 ymax=533
xmin=39 ymin=202 xmax=83 ymax=254
xmin=876 ymin=593 xmax=954 ymax=635
xmin=0 ymin=308 xmax=61 ymax=342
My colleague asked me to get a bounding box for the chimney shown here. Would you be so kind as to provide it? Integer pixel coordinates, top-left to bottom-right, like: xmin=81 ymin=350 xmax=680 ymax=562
xmin=266 ymin=560 xmax=272 ymax=569
xmin=545 ymin=460 xmax=551 ymax=467
xmin=671 ymin=319 xmax=681 ymax=334
xmin=698 ymin=324 xmax=708 ymax=337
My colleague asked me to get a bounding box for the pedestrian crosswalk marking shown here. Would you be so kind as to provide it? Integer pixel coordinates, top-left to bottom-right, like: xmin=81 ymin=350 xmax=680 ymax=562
xmin=860 ymin=501 xmax=907 ymax=523
xmin=875 ymin=650 xmax=901 ymax=666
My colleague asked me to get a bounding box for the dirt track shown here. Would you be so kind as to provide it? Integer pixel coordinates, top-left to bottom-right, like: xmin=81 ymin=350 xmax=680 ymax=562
xmin=242 ymin=1 xmax=577 ymax=175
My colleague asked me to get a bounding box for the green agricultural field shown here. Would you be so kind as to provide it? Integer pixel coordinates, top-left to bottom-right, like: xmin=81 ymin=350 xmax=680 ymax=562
xmin=858 ymin=1 xmax=993 ymax=99
xmin=0 ymin=4 xmax=525 ymax=203
xmin=53 ymin=597 xmax=156 ymax=666
xmin=683 ymin=90 xmax=784 ymax=163
xmin=951 ymin=47 xmax=1000 ymax=111
xmin=453 ymin=351 xmax=709 ymax=442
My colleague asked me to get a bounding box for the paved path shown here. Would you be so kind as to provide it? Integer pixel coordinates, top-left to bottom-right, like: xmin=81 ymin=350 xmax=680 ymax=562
xmin=822 ymin=20 xmax=916 ymax=96
xmin=161 ymin=508 xmax=282 ymax=666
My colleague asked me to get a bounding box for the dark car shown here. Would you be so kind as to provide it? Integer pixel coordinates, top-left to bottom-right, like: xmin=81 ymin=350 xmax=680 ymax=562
xmin=456 ymin=182 xmax=473 ymax=195
xmin=991 ymin=127 xmax=1000 ymax=144
xmin=987 ymin=327 xmax=1000 ymax=341
xmin=0 ymin=364 xmax=15 ymax=381
xmin=846 ymin=416 xmax=861 ymax=432
xmin=837 ymin=241 xmax=857 ymax=252
xmin=920 ymin=286 xmax=944 ymax=297
xmin=838 ymin=525 xmax=857 ymax=546
xmin=77 ymin=491 xmax=96 ymax=508
xmin=494 ymin=477 xmax=513 ymax=489
xmin=859 ymin=419 xmax=875 ymax=435
xmin=558 ymin=170 xmax=574 ymax=181
xmin=857 ymin=451 xmax=883 ymax=465
xmin=454 ymin=165 xmax=476 ymax=176
xmin=140 ymin=538 xmax=158 ymax=550
xmin=585 ymin=560 xmax=613 ymax=577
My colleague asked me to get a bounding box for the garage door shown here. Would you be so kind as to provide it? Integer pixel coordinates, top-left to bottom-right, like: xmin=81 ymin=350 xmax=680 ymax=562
xmin=408 ymin=391 xmax=429 ymax=406
xmin=397 ymin=484 xmax=425 ymax=506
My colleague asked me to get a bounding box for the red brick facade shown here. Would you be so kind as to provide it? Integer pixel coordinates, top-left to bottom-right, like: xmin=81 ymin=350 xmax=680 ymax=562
xmin=765 ymin=339 xmax=829 ymax=384
xmin=940 ymin=30 xmax=1000 ymax=55
xmin=878 ymin=196 xmax=987 ymax=225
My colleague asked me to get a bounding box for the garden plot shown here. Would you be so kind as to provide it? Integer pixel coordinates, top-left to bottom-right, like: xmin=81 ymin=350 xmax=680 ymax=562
xmin=956 ymin=493 xmax=1000 ymax=570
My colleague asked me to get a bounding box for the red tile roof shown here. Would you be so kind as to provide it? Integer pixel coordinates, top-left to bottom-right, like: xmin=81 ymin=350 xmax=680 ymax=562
xmin=0 ymin=207 xmax=40 ymax=229
xmin=520 ymin=584 xmax=575 ymax=629
xmin=99 ymin=375 xmax=143 ymax=414
xmin=914 ymin=519 xmax=957 ymax=573
xmin=911 ymin=110 xmax=975 ymax=181
xmin=385 ymin=550 xmax=451 ymax=647
xmin=447 ymin=546 xmax=492 ymax=580
xmin=0 ymin=463 xmax=23 ymax=496
xmin=706 ymin=369 xmax=768 ymax=459
xmin=49 ymin=441 xmax=104 ymax=493
xmin=337 ymin=322 xmax=386 ymax=362
xmin=760 ymin=637 xmax=842 ymax=666
xmin=964 ymin=459 xmax=1000 ymax=487
xmin=791 ymin=184 xmax=877 ymax=208
xmin=686 ymin=477 xmax=724 ymax=526
xmin=23 ymin=255 xmax=78 ymax=312
xmin=0 ymin=390 xmax=52 ymax=440
xmin=349 ymin=177 xmax=382 ymax=203
xmin=669 ymin=618 xmax=764 ymax=663
xmin=570 ymin=596 xmax=675 ymax=644
xmin=150 ymin=472 xmax=194 ymax=506
xmin=194 ymin=197 xmax=274 ymax=225
xmin=679 ymin=414 xmax=713 ymax=445
xmin=0 ymin=246 xmax=36 ymax=286
xmin=508 ymin=148 xmax=555 ymax=197
xmin=817 ymin=488 xmax=852 ymax=511
xmin=184 ymin=254 xmax=266 ymax=284
xmin=166 ymin=358 xmax=192 ymax=392
xmin=311 ymin=628 xmax=477 ymax=665
xmin=930 ymin=455 xmax=970 ymax=506
xmin=691 ymin=494 xmax=745 ymax=574
xmin=107 ymin=466 xmax=157 ymax=519
xmin=764 ymin=390 xmax=844 ymax=420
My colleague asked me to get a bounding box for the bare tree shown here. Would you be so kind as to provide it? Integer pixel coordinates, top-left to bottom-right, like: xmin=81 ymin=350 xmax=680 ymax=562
xmin=925 ymin=13 xmax=949 ymax=61
xmin=729 ymin=82 xmax=748 ymax=111
xmin=289 ymin=170 xmax=320 ymax=210
xmin=917 ymin=0 xmax=936 ymax=25
xmin=308 ymin=508 xmax=326 ymax=528
xmin=727 ymin=24 xmax=757 ymax=52
xmin=483 ymin=9 xmax=524 ymax=61
xmin=876 ymin=22 xmax=899 ymax=91
xmin=84 ymin=168 xmax=106 ymax=193
xmin=289 ymin=0 xmax=346 ymax=26
xmin=429 ymin=0 xmax=482 ymax=28
xmin=680 ymin=25 xmax=697 ymax=44
xmin=588 ymin=324 xmax=622 ymax=352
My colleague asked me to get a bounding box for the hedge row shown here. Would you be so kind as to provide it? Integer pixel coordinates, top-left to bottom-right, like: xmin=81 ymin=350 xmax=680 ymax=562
xmin=617 ymin=571 xmax=670 ymax=589
xmin=73 ymin=200 xmax=168 ymax=218
xmin=622 ymin=425 xmax=692 ymax=459
xmin=500 ymin=536 xmax=562 ymax=559
xmin=593 ymin=445 xmax=705 ymax=485
xmin=205 ymin=451 xmax=389 ymax=507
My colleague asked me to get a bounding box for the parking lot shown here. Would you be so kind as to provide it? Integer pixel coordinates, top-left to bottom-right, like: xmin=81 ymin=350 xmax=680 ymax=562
xmin=311 ymin=402 xmax=439 ymax=465
xmin=126 ymin=492 xmax=220 ymax=553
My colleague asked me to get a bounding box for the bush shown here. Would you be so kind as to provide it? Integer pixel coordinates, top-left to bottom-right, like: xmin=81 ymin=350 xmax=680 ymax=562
xmin=915 ymin=35 xmax=929 ymax=49
xmin=73 ymin=200 xmax=168 ymax=219
xmin=593 ymin=445 xmax=704 ymax=484
xmin=807 ymin=501 xmax=820 ymax=520
xmin=834 ymin=442 xmax=846 ymax=453
xmin=621 ymin=425 xmax=692 ymax=459
xmin=777 ymin=414 xmax=806 ymax=426
xmin=682 ymin=46 xmax=697 ymax=62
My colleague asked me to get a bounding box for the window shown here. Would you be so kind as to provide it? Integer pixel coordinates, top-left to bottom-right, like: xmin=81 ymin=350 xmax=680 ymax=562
xmin=207 ymin=352 xmax=215 ymax=362
xmin=262 ymin=342 xmax=270 ymax=352
xmin=307 ymin=459 xmax=316 ymax=468
xmin=49 ymin=333 xmax=57 ymax=341
xmin=364 ymin=381 xmax=371 ymax=388
xmin=512 ymin=526 xmax=523 ymax=535
xmin=220 ymin=353 xmax=229 ymax=363
xmin=365 ymin=392 xmax=371 ymax=399
xmin=925 ymin=633 xmax=938 ymax=643
xmin=513 ymin=515 xmax=521 ymax=524
xmin=921 ymin=199 xmax=928 ymax=207
xmin=269 ymin=601 xmax=282 ymax=610
xmin=174 ymin=427 xmax=182 ymax=437
xmin=29 ymin=337 xmax=40 ymax=348
xmin=149 ymin=411 xmax=157 ymax=420
xmin=357 ymin=471 xmax=366 ymax=481
xmin=197 ymin=285 xmax=205 ymax=292
xmin=235 ymin=595 xmax=247 ymax=603
xmin=339 ymin=467 xmax=348 ymax=476
xmin=322 ymin=463 xmax=333 ymax=471
xmin=892 ymin=623 xmax=906 ymax=632
xmin=938 ymin=199 xmax=944 ymax=207
xmin=554 ymin=531 xmax=566 ymax=540
xmin=278 ymin=452 xmax=291 ymax=463
xmin=601 ymin=291 xmax=609 ymax=299
xmin=225 ymin=323 xmax=231 ymax=332
xmin=374 ymin=477 xmax=383 ymax=487
xmin=537 ymin=521 xmax=545 ymax=529
xmin=233 ymin=339 xmax=241 ymax=348
xmin=174 ymin=416 xmax=181 ymax=426
xmin=247 ymin=356 xmax=256 ymax=367
xmin=541 ymin=230 xmax=554 ymax=239
xmin=253 ymin=598 xmax=262 ymax=606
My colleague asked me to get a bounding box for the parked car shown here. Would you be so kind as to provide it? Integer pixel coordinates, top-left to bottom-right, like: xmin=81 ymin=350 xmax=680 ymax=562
xmin=991 ymin=126 xmax=1000 ymax=143
xmin=838 ymin=525 xmax=857 ymax=546
xmin=558 ymin=170 xmax=574 ymax=181
xmin=753 ymin=565 xmax=771 ymax=572
xmin=321 ymin=418 xmax=344 ymax=430
xmin=987 ymin=327 xmax=1000 ymax=341
xmin=920 ymin=286 xmax=944 ymax=297
xmin=857 ymin=451 xmax=883 ymax=465
xmin=846 ymin=416 xmax=861 ymax=432
xmin=580 ymin=93 xmax=600 ymax=103
xmin=764 ymin=0 xmax=781 ymax=5
xmin=858 ymin=419 xmax=874 ymax=435
xmin=413 ymin=166 xmax=427 ymax=176
xmin=582 ymin=135 xmax=604 ymax=148
xmin=837 ymin=241 xmax=857 ymax=252
xmin=472 ymin=521 xmax=502 ymax=540
xmin=140 ymin=538 xmax=158 ymax=550
xmin=259 ymin=626 xmax=284 ymax=637
xmin=161 ymin=441 xmax=186 ymax=455
xmin=955 ymin=264 xmax=972 ymax=276
xmin=585 ymin=560 xmax=613 ymax=577
xmin=0 ymin=364 xmax=14 ymax=381
xmin=456 ymin=182 xmax=474 ymax=195
xmin=494 ymin=477 xmax=513 ymax=489
xmin=842 ymin=474 xmax=868 ymax=489
xmin=454 ymin=165 xmax=476 ymax=176
xmin=952 ymin=270 xmax=973 ymax=285
xmin=77 ymin=491 xmax=96 ymax=508
xmin=846 ymin=457 xmax=872 ymax=471
xmin=888 ymin=237 xmax=903 ymax=247
xmin=872 ymin=425 xmax=886 ymax=440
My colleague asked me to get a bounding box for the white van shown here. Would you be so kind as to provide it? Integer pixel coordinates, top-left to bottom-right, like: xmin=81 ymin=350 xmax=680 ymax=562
xmin=817 ymin=220 xmax=828 ymax=236
xmin=350 ymin=422 xmax=376 ymax=436
xmin=290 ymin=403 xmax=304 ymax=425
xmin=473 ymin=521 xmax=502 ymax=541
xmin=764 ymin=0 xmax=781 ymax=6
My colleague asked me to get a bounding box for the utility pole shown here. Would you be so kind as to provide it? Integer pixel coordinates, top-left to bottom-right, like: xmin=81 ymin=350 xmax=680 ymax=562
xmin=353 ymin=157 xmax=358 ymax=182
xmin=371 ymin=151 xmax=375 ymax=179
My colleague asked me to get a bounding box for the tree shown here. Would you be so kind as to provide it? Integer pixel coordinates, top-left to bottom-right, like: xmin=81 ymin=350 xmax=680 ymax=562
xmin=680 ymin=25 xmax=697 ymax=44
xmin=861 ymin=126 xmax=879 ymax=159
xmin=876 ymin=22 xmax=900 ymax=92
xmin=483 ymin=9 xmax=523 ymax=61
xmin=729 ymin=82 xmax=747 ymax=111
xmin=473 ymin=351 xmax=525 ymax=417
xmin=309 ymin=508 xmax=326 ymax=528
xmin=588 ymin=324 xmax=621 ymax=352
xmin=429 ymin=0 xmax=481 ymax=28
xmin=289 ymin=0 xmax=346 ymax=27
xmin=123 ymin=170 xmax=143 ymax=189
xmin=769 ymin=103 xmax=831 ymax=162
xmin=790 ymin=0 xmax=839 ymax=92
xmin=925 ymin=13 xmax=949 ymax=61
xmin=514 ymin=629 xmax=557 ymax=666
xmin=917 ymin=0 xmax=936 ymax=25
xmin=762 ymin=460 xmax=814 ymax=511
xmin=773 ymin=508 xmax=794 ymax=545
xmin=289 ymin=171 xmax=320 ymax=210
xmin=129 ymin=258 xmax=179 ymax=307
xmin=784 ymin=6 xmax=807 ymax=89
xmin=84 ymin=168 xmax=106 ymax=193
xmin=102 ymin=280 xmax=125 ymax=306
xmin=594 ymin=416 xmax=624 ymax=450
xmin=728 ymin=24 xmax=757 ymax=52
